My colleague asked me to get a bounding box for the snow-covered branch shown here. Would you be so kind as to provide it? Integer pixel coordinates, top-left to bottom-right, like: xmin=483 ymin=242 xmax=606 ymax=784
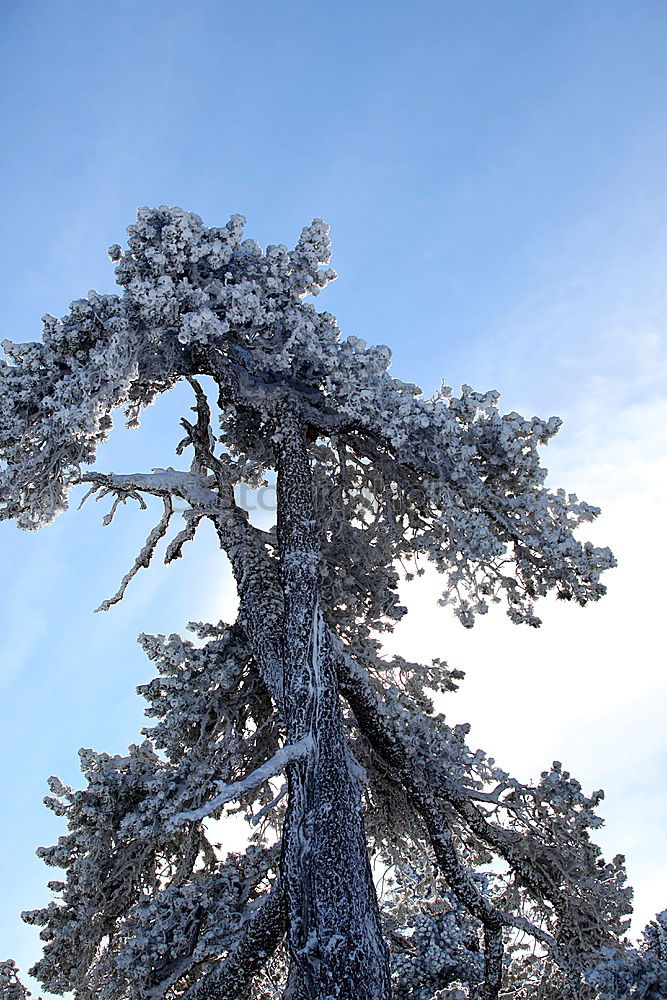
xmin=95 ymin=496 xmax=173 ymax=612
xmin=333 ymin=639 xmax=590 ymax=992
xmin=248 ymin=783 xmax=287 ymax=827
xmin=179 ymin=878 xmax=286 ymax=1000
xmin=81 ymin=468 xmax=220 ymax=508
xmin=168 ymin=738 xmax=313 ymax=830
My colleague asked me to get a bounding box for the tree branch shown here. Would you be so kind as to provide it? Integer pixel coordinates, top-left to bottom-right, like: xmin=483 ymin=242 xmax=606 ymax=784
xmin=248 ymin=782 xmax=287 ymax=827
xmin=334 ymin=640 xmax=567 ymax=907
xmin=179 ymin=878 xmax=286 ymax=1000
xmin=168 ymin=738 xmax=313 ymax=830
xmin=95 ymin=496 xmax=173 ymax=612
xmin=333 ymin=638 xmax=584 ymax=997
xmin=81 ymin=468 xmax=220 ymax=508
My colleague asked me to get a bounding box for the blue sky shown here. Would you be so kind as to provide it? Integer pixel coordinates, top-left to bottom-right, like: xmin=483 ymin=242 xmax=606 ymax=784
xmin=1 ymin=0 xmax=667 ymax=985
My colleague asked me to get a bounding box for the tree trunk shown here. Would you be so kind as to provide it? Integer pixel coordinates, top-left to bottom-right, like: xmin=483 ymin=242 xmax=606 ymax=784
xmin=275 ymin=399 xmax=392 ymax=1000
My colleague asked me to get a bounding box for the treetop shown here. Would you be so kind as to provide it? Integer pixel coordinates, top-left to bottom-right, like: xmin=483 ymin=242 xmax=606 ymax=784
xmin=0 ymin=207 xmax=615 ymax=626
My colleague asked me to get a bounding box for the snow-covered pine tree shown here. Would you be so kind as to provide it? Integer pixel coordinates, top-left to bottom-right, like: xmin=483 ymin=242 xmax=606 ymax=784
xmin=1 ymin=207 xmax=662 ymax=999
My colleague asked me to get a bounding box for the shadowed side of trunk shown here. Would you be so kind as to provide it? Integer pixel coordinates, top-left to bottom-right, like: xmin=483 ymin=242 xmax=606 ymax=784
xmin=276 ymin=400 xmax=392 ymax=1000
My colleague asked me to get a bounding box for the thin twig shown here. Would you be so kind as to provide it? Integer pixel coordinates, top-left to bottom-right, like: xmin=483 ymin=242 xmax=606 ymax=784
xmin=95 ymin=497 xmax=173 ymax=612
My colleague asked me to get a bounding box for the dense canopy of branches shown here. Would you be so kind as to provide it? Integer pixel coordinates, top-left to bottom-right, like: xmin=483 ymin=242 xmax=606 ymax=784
xmin=2 ymin=207 xmax=664 ymax=1000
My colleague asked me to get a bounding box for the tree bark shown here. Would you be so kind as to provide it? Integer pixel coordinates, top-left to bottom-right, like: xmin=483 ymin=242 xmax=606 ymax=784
xmin=275 ymin=399 xmax=392 ymax=1000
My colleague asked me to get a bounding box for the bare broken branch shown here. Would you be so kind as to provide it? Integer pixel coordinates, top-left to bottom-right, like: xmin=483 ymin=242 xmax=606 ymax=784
xmin=95 ymin=496 xmax=173 ymax=612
